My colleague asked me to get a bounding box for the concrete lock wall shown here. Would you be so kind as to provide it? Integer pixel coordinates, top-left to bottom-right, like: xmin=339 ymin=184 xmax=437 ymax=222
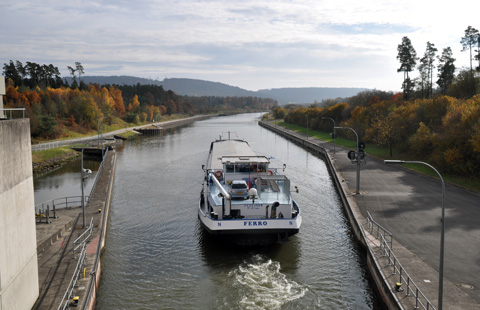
xmin=0 ymin=119 xmax=39 ymax=310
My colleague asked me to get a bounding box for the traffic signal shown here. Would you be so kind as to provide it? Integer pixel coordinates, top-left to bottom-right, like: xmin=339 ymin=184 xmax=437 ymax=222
xmin=358 ymin=149 xmax=365 ymax=160
xmin=348 ymin=150 xmax=356 ymax=160
xmin=358 ymin=142 xmax=366 ymax=159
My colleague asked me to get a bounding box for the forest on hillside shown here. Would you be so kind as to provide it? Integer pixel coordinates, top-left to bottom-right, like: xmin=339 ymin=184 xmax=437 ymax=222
xmin=2 ymin=61 xmax=276 ymax=140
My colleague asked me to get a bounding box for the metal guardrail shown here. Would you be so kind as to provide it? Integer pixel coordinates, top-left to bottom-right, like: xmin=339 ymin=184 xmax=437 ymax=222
xmin=366 ymin=212 xmax=436 ymax=310
xmin=31 ymin=141 xmax=61 ymax=151
xmin=57 ymin=242 xmax=87 ymax=310
xmin=366 ymin=211 xmax=393 ymax=250
xmin=73 ymin=217 xmax=94 ymax=259
xmin=35 ymin=196 xmax=89 ymax=213
xmin=89 ymin=147 xmax=108 ymax=196
xmin=31 ymin=137 xmax=98 ymax=152
xmin=1 ymin=108 xmax=25 ymax=119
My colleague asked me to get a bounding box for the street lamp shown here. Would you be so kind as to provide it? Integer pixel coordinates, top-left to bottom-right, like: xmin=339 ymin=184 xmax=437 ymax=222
xmin=306 ymin=116 xmax=309 ymax=140
xmin=321 ymin=117 xmax=336 ymax=154
xmin=335 ymin=126 xmax=361 ymax=194
xmin=97 ymin=116 xmax=104 ymax=150
xmin=384 ymin=160 xmax=445 ymax=310
xmin=80 ymin=146 xmax=92 ymax=228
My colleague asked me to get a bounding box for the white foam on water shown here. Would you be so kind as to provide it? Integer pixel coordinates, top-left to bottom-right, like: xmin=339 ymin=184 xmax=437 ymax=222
xmin=228 ymin=254 xmax=307 ymax=310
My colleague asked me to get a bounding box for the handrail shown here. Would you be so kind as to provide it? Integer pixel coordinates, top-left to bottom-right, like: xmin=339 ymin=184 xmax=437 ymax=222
xmin=366 ymin=211 xmax=393 ymax=249
xmin=1 ymin=108 xmax=25 ymax=119
xmin=73 ymin=217 xmax=94 ymax=258
xmin=31 ymin=137 xmax=99 ymax=152
xmin=35 ymin=196 xmax=90 ymax=211
xmin=57 ymin=242 xmax=87 ymax=310
xmin=89 ymin=147 xmax=108 ymax=195
xmin=366 ymin=212 xmax=436 ymax=310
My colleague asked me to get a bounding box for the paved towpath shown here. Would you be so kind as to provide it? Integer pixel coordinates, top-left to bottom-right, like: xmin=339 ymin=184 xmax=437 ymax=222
xmin=266 ymin=121 xmax=480 ymax=309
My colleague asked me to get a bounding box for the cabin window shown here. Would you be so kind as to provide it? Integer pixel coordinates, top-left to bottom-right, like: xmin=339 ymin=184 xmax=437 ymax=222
xmin=237 ymin=164 xmax=249 ymax=172
xmin=258 ymin=163 xmax=267 ymax=172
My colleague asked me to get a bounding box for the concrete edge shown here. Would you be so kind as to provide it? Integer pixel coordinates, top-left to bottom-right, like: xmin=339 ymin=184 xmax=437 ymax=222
xmin=36 ymin=217 xmax=77 ymax=255
xmin=83 ymin=151 xmax=117 ymax=310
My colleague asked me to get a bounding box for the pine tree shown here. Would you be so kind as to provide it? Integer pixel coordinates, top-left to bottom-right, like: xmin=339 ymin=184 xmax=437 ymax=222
xmin=397 ymin=36 xmax=418 ymax=100
xmin=460 ymin=26 xmax=479 ymax=74
xmin=437 ymin=47 xmax=456 ymax=94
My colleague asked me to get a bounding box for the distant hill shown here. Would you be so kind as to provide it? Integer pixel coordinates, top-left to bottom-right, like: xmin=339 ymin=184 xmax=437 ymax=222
xmin=256 ymin=87 xmax=367 ymax=105
xmin=69 ymin=76 xmax=367 ymax=105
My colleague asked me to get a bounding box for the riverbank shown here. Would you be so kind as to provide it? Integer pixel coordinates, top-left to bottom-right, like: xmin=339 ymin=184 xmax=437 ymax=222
xmin=259 ymin=120 xmax=480 ymax=310
xmin=32 ymin=147 xmax=80 ymax=174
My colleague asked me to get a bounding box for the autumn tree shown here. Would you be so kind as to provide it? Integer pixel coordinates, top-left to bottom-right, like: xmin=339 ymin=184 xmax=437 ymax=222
xmin=397 ymin=36 xmax=417 ymax=100
xmin=127 ymin=94 xmax=140 ymax=113
xmin=368 ymin=113 xmax=399 ymax=157
xmin=437 ymin=47 xmax=456 ymax=94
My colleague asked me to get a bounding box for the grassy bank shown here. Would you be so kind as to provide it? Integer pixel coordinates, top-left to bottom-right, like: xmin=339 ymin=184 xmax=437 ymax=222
xmin=277 ymin=121 xmax=480 ymax=193
xmin=32 ymin=146 xmax=80 ymax=173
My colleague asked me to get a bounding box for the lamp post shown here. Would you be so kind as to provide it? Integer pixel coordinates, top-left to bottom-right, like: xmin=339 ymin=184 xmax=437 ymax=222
xmin=321 ymin=117 xmax=336 ymax=154
xmin=80 ymin=147 xmax=88 ymax=228
xmin=335 ymin=126 xmax=361 ymax=194
xmin=97 ymin=117 xmax=104 ymax=149
xmin=384 ymin=160 xmax=445 ymax=310
xmin=304 ymin=114 xmax=309 ymax=140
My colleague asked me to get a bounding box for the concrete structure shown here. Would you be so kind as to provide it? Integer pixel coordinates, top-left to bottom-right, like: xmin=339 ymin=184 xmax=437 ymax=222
xmin=0 ymin=119 xmax=39 ymax=310
xmin=0 ymin=76 xmax=5 ymax=119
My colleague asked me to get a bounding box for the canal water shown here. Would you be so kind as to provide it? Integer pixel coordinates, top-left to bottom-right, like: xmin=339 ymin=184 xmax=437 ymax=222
xmin=34 ymin=158 xmax=100 ymax=206
xmin=34 ymin=113 xmax=381 ymax=309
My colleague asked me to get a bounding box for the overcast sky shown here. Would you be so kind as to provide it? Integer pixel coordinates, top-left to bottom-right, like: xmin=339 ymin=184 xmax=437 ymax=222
xmin=1 ymin=0 xmax=478 ymax=92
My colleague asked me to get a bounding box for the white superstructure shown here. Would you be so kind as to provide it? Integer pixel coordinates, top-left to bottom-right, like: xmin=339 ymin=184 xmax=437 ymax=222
xmin=198 ymin=137 xmax=302 ymax=245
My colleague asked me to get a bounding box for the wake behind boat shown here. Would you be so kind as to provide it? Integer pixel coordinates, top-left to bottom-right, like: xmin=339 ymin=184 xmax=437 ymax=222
xmin=198 ymin=134 xmax=302 ymax=245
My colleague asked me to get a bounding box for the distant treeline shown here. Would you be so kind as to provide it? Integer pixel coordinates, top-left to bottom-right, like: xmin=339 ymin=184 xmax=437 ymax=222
xmin=275 ymin=90 xmax=480 ymax=176
xmin=2 ymin=60 xmax=277 ymax=140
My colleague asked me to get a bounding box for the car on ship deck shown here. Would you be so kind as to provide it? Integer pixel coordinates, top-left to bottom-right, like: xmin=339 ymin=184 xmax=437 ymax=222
xmin=229 ymin=180 xmax=249 ymax=199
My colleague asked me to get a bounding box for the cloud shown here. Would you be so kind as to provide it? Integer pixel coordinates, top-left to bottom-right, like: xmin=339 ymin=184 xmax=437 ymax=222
xmin=1 ymin=0 xmax=478 ymax=91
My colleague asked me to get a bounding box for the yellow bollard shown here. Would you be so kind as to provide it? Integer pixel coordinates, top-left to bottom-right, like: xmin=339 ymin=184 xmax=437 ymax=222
xmin=395 ymin=282 xmax=403 ymax=292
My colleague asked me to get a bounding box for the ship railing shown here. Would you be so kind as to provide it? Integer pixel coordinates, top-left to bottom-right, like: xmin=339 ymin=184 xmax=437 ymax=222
xmin=366 ymin=211 xmax=436 ymax=310
xmin=57 ymin=242 xmax=87 ymax=310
